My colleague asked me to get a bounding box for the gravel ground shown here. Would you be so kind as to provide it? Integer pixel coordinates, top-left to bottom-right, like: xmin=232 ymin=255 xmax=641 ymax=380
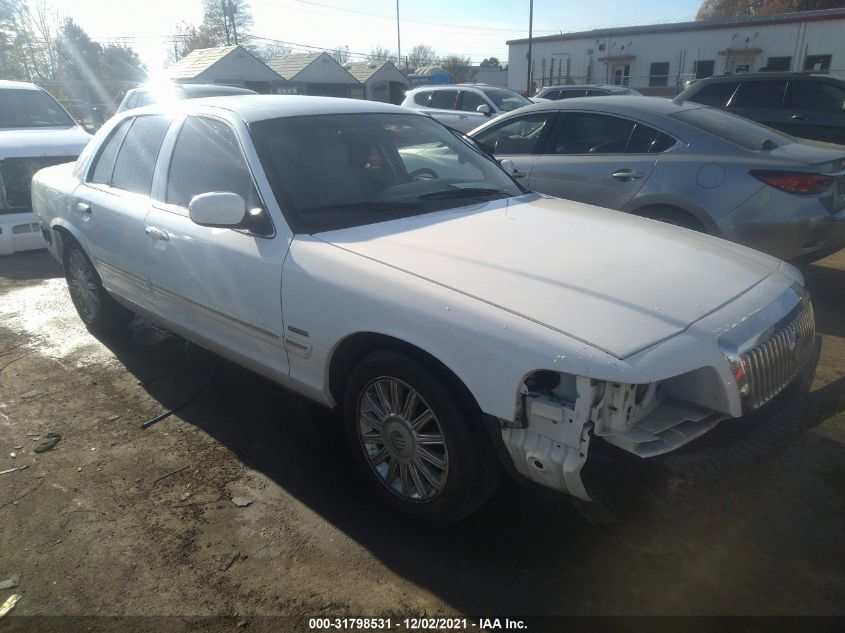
xmin=0 ymin=248 xmax=843 ymax=627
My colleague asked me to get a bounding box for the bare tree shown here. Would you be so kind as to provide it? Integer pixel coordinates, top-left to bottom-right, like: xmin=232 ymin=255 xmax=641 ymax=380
xmin=407 ymin=44 xmax=438 ymax=71
xmin=440 ymin=54 xmax=472 ymax=83
xmin=251 ymin=41 xmax=292 ymax=62
xmin=367 ymin=45 xmax=394 ymax=62
xmin=329 ymin=44 xmax=350 ymax=64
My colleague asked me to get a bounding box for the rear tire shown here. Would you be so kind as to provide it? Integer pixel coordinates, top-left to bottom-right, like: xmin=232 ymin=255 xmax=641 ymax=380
xmin=63 ymin=241 xmax=132 ymax=333
xmin=343 ymin=350 xmax=498 ymax=526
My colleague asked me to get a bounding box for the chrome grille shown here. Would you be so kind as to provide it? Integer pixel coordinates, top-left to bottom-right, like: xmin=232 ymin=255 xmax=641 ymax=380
xmin=740 ymin=300 xmax=815 ymax=410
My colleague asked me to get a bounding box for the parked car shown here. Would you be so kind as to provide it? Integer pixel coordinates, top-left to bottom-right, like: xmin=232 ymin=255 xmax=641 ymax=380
xmin=33 ymin=96 xmax=827 ymax=524
xmin=469 ymin=95 xmax=845 ymax=262
xmin=534 ymin=84 xmax=642 ymax=101
xmin=676 ymin=72 xmax=845 ymax=145
xmin=0 ymin=81 xmax=91 ymax=255
xmin=401 ymin=84 xmax=532 ymax=133
xmin=115 ymin=83 xmax=257 ymax=115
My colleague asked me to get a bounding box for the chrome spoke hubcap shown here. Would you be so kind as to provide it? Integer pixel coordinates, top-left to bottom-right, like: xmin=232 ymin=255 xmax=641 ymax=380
xmin=68 ymin=251 xmax=99 ymax=322
xmin=358 ymin=377 xmax=448 ymax=502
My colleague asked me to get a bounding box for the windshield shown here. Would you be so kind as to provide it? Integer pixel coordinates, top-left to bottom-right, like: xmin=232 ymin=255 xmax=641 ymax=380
xmin=0 ymin=88 xmax=76 ymax=128
xmin=671 ymin=106 xmax=793 ymax=150
xmin=481 ymin=88 xmax=532 ymax=112
xmin=250 ymin=112 xmax=523 ymax=233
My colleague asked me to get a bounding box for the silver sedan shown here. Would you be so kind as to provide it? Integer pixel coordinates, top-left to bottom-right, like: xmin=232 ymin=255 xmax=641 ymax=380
xmin=468 ymin=96 xmax=845 ymax=262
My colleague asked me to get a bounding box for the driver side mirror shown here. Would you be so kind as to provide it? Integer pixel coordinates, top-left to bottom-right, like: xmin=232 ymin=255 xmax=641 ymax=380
xmin=189 ymin=192 xmax=246 ymax=228
xmin=476 ymin=104 xmax=492 ymax=116
xmin=499 ymin=159 xmax=527 ymax=179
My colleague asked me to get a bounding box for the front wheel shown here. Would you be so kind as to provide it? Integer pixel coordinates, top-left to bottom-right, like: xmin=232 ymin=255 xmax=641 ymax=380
xmin=343 ymin=351 xmax=498 ymax=525
xmin=64 ymin=241 xmax=131 ymax=333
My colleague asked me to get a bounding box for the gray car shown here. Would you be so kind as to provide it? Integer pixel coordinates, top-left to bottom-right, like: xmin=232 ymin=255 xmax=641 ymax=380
xmin=469 ymin=96 xmax=845 ymax=262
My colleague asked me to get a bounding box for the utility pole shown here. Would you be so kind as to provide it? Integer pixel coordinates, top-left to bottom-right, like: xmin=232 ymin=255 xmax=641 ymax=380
xmin=396 ymin=0 xmax=402 ymax=73
xmin=526 ymin=0 xmax=533 ymax=96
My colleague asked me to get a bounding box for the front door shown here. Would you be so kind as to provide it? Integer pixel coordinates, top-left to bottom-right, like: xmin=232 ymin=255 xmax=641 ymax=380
xmin=144 ymin=115 xmax=290 ymax=381
xmin=528 ymin=112 xmax=661 ymax=210
xmin=472 ymin=111 xmax=556 ymax=182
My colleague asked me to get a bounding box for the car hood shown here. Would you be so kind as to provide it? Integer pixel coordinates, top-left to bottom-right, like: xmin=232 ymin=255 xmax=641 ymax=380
xmin=0 ymin=125 xmax=91 ymax=159
xmin=316 ymin=194 xmax=780 ymax=359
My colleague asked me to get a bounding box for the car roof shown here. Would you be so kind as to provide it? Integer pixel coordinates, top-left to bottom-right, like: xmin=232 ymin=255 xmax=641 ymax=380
xmin=542 ymin=84 xmax=626 ymax=91
xmin=517 ymin=95 xmax=700 ymax=116
xmin=180 ymin=84 xmax=257 ymax=96
xmin=691 ymin=72 xmax=841 ymax=82
xmin=0 ymin=80 xmax=42 ymax=91
xmin=131 ymin=94 xmax=418 ymax=123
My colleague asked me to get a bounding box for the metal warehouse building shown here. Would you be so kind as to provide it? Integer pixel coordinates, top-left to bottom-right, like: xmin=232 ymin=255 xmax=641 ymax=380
xmin=507 ymin=8 xmax=845 ymax=96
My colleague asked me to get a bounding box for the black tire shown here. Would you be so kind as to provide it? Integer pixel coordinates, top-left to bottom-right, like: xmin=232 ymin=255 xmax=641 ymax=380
xmin=343 ymin=350 xmax=498 ymax=526
xmin=636 ymin=206 xmax=706 ymax=232
xmin=63 ymin=240 xmax=132 ymax=333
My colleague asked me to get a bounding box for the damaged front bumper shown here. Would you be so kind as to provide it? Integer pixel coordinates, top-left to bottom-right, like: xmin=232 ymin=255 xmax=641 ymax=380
xmin=492 ymin=333 xmax=845 ymax=508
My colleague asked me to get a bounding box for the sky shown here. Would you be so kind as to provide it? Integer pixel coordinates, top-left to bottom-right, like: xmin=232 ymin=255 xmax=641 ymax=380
xmin=31 ymin=0 xmax=704 ymax=76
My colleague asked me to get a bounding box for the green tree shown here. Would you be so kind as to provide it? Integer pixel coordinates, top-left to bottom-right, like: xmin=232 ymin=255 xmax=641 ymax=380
xmin=696 ymin=0 xmax=845 ymax=20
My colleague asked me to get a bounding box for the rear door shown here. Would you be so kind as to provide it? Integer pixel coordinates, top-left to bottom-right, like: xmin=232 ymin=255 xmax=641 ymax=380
xmin=144 ymin=114 xmax=290 ymax=381
xmin=74 ymin=114 xmax=171 ymax=305
xmin=528 ymin=112 xmax=668 ymax=210
xmin=782 ymin=79 xmax=845 ymax=145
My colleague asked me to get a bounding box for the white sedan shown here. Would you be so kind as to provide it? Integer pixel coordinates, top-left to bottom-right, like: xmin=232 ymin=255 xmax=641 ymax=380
xmin=32 ymin=96 xmax=821 ymax=524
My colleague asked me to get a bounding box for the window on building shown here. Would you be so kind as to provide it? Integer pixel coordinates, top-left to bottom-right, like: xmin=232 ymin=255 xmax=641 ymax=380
xmin=694 ymin=60 xmax=715 ymax=79
xmin=765 ymin=56 xmax=792 ymax=72
xmin=729 ymin=80 xmax=787 ymax=110
xmin=649 ymin=62 xmax=670 ymax=87
xmin=804 ymin=54 xmax=832 ymax=72
xmin=109 ymin=116 xmax=171 ymax=195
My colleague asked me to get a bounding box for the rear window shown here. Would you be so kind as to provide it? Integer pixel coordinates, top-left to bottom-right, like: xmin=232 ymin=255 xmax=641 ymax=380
xmin=0 ymin=88 xmax=75 ymax=128
xmin=687 ymin=82 xmax=739 ymax=107
xmin=671 ymin=107 xmax=793 ymax=150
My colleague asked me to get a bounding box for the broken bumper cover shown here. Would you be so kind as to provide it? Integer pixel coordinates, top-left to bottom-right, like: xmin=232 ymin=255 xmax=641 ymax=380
xmin=493 ymin=335 xmax=845 ymax=502
xmin=0 ymin=211 xmax=45 ymax=255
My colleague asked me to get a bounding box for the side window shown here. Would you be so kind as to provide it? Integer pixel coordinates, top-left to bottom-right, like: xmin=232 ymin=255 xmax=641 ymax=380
xmin=89 ymin=118 xmax=133 ymax=185
xmin=124 ymin=92 xmax=141 ymax=110
xmin=543 ymin=90 xmax=561 ymax=100
xmin=111 ymin=115 xmax=171 ymax=195
xmin=784 ymin=81 xmax=845 ymax=113
xmin=413 ymin=91 xmax=432 ymax=106
xmin=688 ymin=82 xmax=739 ymax=107
xmin=551 ymin=113 xmax=635 ymax=154
xmin=728 ymin=81 xmax=787 ymax=110
xmin=137 ymin=92 xmax=156 ymax=107
xmin=429 ymin=90 xmax=458 ymax=110
xmin=626 ymin=123 xmax=676 ymax=153
xmin=561 ymin=89 xmax=587 ymax=98
xmin=473 ymin=113 xmax=551 ymax=155
xmin=166 ymin=116 xmax=270 ymax=235
xmin=459 ymin=91 xmax=489 ymax=112
xmin=585 ymin=89 xmax=610 ymax=96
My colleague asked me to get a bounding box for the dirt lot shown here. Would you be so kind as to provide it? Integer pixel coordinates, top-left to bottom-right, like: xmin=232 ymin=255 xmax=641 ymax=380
xmin=0 ymin=248 xmax=843 ymax=628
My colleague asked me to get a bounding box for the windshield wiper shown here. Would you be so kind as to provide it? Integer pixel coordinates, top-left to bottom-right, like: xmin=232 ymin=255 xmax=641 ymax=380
xmin=301 ymin=200 xmax=422 ymax=215
xmin=417 ymin=187 xmax=509 ymax=201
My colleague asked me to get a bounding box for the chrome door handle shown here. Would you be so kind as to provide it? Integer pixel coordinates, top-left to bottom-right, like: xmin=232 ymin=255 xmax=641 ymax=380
xmin=76 ymin=201 xmax=91 ymax=214
xmin=790 ymin=113 xmax=808 ymax=121
xmin=612 ymin=169 xmax=645 ymax=181
xmin=145 ymin=226 xmax=170 ymax=241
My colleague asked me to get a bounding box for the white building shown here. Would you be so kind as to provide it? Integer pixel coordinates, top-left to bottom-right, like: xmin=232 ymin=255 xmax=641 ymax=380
xmin=507 ymin=8 xmax=845 ymax=96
